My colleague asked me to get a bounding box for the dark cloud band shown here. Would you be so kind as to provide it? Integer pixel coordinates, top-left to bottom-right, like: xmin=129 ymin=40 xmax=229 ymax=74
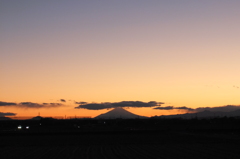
xmin=0 ymin=112 xmax=16 ymax=117
xmin=153 ymin=106 xmax=174 ymax=110
xmin=0 ymin=101 xmax=17 ymax=106
xmin=0 ymin=101 xmax=63 ymax=108
xmin=75 ymin=101 xmax=164 ymax=110
xmin=153 ymin=106 xmax=194 ymax=111
xmin=19 ymin=102 xmax=63 ymax=108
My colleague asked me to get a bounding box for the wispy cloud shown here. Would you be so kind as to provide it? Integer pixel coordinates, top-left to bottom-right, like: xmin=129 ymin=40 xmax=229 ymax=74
xmin=233 ymin=85 xmax=239 ymax=89
xmin=19 ymin=102 xmax=63 ymax=108
xmin=153 ymin=106 xmax=194 ymax=111
xmin=0 ymin=101 xmax=64 ymax=109
xmin=75 ymin=101 xmax=87 ymax=105
xmin=60 ymin=99 xmax=66 ymax=102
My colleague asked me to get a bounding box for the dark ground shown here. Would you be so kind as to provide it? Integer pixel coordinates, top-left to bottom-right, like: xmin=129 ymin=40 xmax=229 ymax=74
xmin=1 ymin=118 xmax=240 ymax=159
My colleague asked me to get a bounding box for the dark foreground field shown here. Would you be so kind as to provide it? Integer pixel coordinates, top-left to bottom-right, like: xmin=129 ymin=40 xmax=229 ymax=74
xmin=1 ymin=118 xmax=240 ymax=159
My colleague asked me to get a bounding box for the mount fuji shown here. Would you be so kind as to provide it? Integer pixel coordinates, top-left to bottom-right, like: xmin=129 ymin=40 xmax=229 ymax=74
xmin=95 ymin=107 xmax=148 ymax=119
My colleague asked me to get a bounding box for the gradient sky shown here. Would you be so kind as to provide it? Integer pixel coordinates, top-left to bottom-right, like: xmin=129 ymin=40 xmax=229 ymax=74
xmin=1 ymin=0 xmax=240 ymax=118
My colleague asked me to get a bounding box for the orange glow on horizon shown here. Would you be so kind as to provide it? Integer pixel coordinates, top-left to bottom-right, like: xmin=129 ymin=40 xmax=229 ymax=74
xmin=2 ymin=104 xmax=196 ymax=119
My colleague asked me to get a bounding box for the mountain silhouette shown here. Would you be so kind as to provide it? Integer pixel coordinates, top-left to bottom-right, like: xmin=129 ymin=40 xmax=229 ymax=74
xmin=155 ymin=109 xmax=240 ymax=119
xmin=29 ymin=116 xmax=43 ymax=120
xmin=95 ymin=107 xmax=148 ymax=119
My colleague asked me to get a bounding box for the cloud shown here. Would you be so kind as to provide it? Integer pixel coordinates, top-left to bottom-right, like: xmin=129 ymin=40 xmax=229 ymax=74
xmin=75 ymin=101 xmax=163 ymax=110
xmin=75 ymin=101 xmax=88 ymax=105
xmin=175 ymin=106 xmax=194 ymax=111
xmin=233 ymin=85 xmax=239 ymax=89
xmin=113 ymin=101 xmax=163 ymax=107
xmin=0 ymin=112 xmax=16 ymax=117
xmin=19 ymin=102 xmax=63 ymax=108
xmin=153 ymin=106 xmax=174 ymax=110
xmin=153 ymin=106 xmax=194 ymax=111
xmin=1 ymin=101 xmax=63 ymax=109
xmin=76 ymin=103 xmax=113 ymax=110
xmin=0 ymin=101 xmax=17 ymax=106
xmin=60 ymin=99 xmax=66 ymax=102
xmin=19 ymin=102 xmax=44 ymax=108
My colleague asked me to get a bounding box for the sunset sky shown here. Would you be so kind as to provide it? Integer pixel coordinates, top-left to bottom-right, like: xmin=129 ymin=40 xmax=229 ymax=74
xmin=1 ymin=0 xmax=240 ymax=118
